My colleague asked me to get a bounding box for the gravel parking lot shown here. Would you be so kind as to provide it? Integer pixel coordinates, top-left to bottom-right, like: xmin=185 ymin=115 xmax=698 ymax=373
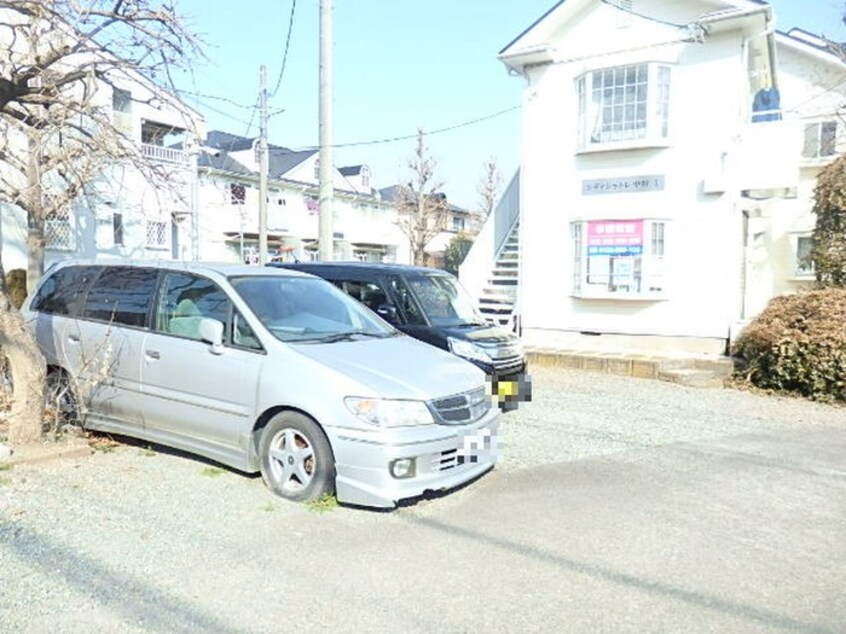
xmin=1 ymin=366 xmax=844 ymax=633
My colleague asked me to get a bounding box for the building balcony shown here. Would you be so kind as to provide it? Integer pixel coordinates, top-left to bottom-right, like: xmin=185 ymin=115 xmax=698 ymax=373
xmin=140 ymin=143 xmax=188 ymax=165
xmin=735 ymin=115 xmax=802 ymax=192
xmin=703 ymin=114 xmax=803 ymax=195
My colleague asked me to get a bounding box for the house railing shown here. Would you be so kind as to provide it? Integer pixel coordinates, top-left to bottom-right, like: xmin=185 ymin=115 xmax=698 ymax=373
xmin=493 ymin=170 xmax=520 ymax=256
xmin=458 ymin=169 xmax=520 ymax=301
xmin=141 ymin=143 xmax=188 ymax=165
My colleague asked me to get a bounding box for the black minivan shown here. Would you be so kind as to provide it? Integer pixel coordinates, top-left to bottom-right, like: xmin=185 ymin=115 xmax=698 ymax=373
xmin=269 ymin=262 xmax=530 ymax=410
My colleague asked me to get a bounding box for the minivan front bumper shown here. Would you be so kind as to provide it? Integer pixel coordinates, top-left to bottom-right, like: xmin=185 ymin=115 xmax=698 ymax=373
xmin=332 ymin=412 xmax=500 ymax=508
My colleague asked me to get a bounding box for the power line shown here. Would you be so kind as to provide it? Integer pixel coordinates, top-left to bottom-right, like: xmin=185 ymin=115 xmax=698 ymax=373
xmin=270 ymin=0 xmax=297 ymax=98
xmin=193 ymin=96 xmax=258 ymax=127
xmin=174 ymin=89 xmax=256 ymax=110
xmin=243 ymin=93 xmax=260 ymax=137
xmin=294 ymin=105 xmax=521 ymax=150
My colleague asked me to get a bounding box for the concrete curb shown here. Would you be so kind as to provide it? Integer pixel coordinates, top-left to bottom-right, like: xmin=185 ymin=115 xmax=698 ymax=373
xmin=526 ymin=348 xmax=735 ymax=388
xmin=0 ymin=441 xmax=92 ymax=467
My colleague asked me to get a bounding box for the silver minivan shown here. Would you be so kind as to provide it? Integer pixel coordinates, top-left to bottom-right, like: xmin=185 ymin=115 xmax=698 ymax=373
xmin=22 ymin=261 xmax=500 ymax=508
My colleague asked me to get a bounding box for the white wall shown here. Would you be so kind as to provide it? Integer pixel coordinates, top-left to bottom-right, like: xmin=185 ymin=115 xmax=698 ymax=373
xmin=511 ymin=2 xmax=846 ymax=353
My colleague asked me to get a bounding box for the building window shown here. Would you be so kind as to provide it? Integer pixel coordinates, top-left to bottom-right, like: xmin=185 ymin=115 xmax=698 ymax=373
xmin=794 ymin=234 xmax=815 ymax=277
xmin=571 ymin=223 xmax=583 ymax=294
xmin=113 ymin=213 xmax=124 ymax=246
xmin=229 ymin=183 xmax=246 ymax=205
xmin=146 ymin=220 xmax=168 ymax=249
xmin=571 ymin=219 xmax=667 ymax=297
xmin=452 ymin=216 xmax=466 ymax=232
xmin=45 ymin=211 xmax=74 ymax=250
xmin=576 ymin=63 xmax=671 ymax=149
xmin=803 ymin=121 xmax=838 ymax=159
xmin=112 ymin=88 xmax=131 ymax=113
xmin=361 ymin=167 xmax=370 ymax=189
xmin=313 ymin=159 xmax=320 ymax=181
xmin=112 ymin=88 xmax=132 ymax=133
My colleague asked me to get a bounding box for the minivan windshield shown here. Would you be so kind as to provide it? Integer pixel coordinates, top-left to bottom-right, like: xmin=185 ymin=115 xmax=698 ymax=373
xmin=231 ymin=275 xmax=395 ymax=343
xmin=405 ymin=274 xmax=488 ymax=327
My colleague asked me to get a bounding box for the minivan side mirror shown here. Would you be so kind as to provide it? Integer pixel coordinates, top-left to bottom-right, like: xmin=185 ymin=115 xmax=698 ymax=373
xmin=376 ymin=304 xmax=399 ymax=324
xmin=198 ymin=318 xmax=225 ymax=355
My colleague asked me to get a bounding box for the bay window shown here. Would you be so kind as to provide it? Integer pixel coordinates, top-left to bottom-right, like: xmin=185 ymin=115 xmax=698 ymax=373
xmin=571 ymin=219 xmax=667 ymax=297
xmin=577 ymin=63 xmax=671 ymax=150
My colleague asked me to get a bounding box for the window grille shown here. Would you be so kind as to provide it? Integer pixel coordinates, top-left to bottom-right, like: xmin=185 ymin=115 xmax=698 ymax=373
xmin=45 ymin=212 xmax=74 ymax=250
xmin=577 ymin=63 xmax=670 ymax=148
xmin=146 ymin=220 xmax=168 ymax=248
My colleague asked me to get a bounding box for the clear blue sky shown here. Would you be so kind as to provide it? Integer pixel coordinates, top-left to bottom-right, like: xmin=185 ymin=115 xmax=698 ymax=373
xmin=174 ymin=0 xmax=843 ymax=211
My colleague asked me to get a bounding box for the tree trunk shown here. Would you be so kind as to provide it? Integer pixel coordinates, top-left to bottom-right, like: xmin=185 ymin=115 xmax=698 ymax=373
xmin=26 ymin=133 xmax=45 ymax=292
xmin=0 ymin=273 xmax=45 ymax=445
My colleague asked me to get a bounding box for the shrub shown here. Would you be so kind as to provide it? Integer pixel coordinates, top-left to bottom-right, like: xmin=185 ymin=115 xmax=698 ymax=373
xmin=7 ymin=269 xmax=27 ymax=309
xmin=732 ymin=288 xmax=846 ymax=401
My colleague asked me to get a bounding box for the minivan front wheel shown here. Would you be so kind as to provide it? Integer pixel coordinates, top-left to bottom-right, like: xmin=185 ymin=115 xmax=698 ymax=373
xmin=259 ymin=412 xmax=336 ymax=503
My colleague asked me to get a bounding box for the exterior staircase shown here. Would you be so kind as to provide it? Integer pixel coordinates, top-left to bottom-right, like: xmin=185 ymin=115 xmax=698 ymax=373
xmin=478 ymin=221 xmax=520 ymax=328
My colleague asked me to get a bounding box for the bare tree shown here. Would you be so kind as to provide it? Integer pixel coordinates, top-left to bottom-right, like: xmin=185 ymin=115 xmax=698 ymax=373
xmin=394 ymin=129 xmax=449 ymax=266
xmin=0 ymin=1 xmax=202 ymax=444
xmin=475 ymin=156 xmax=502 ymax=231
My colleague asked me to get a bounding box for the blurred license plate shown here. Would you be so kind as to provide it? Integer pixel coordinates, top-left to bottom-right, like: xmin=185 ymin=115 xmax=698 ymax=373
xmin=496 ymin=380 xmax=519 ymax=399
xmin=458 ymin=427 xmax=497 ymax=463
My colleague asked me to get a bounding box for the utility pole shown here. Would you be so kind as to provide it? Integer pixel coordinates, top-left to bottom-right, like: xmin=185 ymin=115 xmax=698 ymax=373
xmin=259 ymin=64 xmax=269 ymax=265
xmin=187 ymin=134 xmax=199 ymax=261
xmin=318 ymin=0 xmax=334 ymax=261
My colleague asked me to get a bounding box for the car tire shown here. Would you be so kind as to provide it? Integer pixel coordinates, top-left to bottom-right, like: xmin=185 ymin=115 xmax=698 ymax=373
xmin=45 ymin=369 xmax=80 ymax=428
xmin=259 ymin=411 xmax=336 ymax=502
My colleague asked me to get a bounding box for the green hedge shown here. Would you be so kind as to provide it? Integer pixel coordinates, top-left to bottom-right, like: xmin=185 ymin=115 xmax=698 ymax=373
xmin=732 ymin=288 xmax=846 ymax=401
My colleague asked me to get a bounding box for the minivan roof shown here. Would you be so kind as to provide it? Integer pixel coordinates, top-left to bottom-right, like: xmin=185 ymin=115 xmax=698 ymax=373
xmin=271 ymin=261 xmax=451 ymax=276
xmin=49 ymin=259 xmax=314 ymax=278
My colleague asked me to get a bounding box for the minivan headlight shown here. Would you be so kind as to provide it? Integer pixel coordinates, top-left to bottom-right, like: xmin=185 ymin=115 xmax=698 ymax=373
xmin=448 ymin=337 xmax=492 ymax=364
xmin=344 ymin=397 xmax=434 ymax=427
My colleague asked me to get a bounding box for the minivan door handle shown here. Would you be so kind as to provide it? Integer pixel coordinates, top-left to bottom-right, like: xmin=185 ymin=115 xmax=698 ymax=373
xmin=67 ymin=334 xmax=80 ymax=343
xmin=145 ymin=350 xmax=161 ymax=360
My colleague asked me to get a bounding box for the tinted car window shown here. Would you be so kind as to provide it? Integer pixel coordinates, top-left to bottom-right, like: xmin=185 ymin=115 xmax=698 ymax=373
xmin=155 ymin=272 xmax=231 ymax=342
xmin=31 ymin=265 xmax=99 ymax=317
xmin=388 ymin=276 xmax=427 ymax=326
xmin=82 ymin=267 xmax=158 ymax=328
xmin=333 ymin=279 xmax=392 ymax=313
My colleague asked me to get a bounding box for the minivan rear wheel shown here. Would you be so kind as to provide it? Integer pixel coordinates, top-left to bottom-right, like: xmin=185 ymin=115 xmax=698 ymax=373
xmin=44 ymin=369 xmax=80 ymax=430
xmin=259 ymin=411 xmax=336 ymax=503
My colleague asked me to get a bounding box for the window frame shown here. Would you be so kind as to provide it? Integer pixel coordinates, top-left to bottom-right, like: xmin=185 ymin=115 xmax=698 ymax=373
xmin=45 ymin=210 xmax=75 ymax=251
xmin=789 ymin=232 xmax=815 ymax=279
xmin=145 ymin=219 xmax=169 ymax=250
xmin=576 ymin=62 xmax=672 ymax=152
xmin=229 ymin=183 xmax=246 ymax=205
xmin=802 ymin=120 xmax=839 ymax=161
xmin=570 ymin=218 xmax=669 ymax=300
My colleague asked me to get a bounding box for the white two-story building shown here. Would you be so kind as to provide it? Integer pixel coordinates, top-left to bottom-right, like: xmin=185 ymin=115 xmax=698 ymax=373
xmin=194 ymin=131 xmax=409 ymax=265
xmin=0 ymin=74 xmax=205 ymax=273
xmin=463 ymin=0 xmax=846 ymax=355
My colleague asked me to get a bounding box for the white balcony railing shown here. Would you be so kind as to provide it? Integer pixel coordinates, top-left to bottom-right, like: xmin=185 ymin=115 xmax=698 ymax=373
xmin=735 ymin=114 xmax=802 ymax=192
xmin=141 ymin=143 xmax=188 ymax=165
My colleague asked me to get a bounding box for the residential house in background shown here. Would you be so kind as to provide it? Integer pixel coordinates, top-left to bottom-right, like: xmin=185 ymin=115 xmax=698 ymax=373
xmin=0 ymin=73 xmax=205 ymax=273
xmin=378 ymin=185 xmax=479 ymax=268
xmin=462 ymin=0 xmax=846 ymax=354
xmin=194 ymin=131 xmax=408 ymax=264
